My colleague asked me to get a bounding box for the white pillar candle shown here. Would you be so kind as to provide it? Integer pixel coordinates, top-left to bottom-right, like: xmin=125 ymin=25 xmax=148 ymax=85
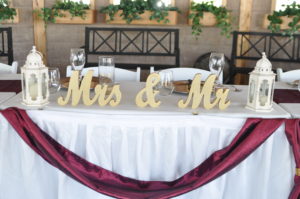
xmin=29 ymin=80 xmax=38 ymax=100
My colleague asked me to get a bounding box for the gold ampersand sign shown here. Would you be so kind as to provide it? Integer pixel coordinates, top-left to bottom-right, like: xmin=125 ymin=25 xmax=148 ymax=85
xmin=135 ymin=73 xmax=161 ymax=108
xmin=57 ymin=70 xmax=122 ymax=107
xmin=178 ymin=74 xmax=230 ymax=110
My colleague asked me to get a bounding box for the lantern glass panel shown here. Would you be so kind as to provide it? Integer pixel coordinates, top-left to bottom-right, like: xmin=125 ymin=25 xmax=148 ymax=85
xmin=22 ymin=73 xmax=27 ymax=98
xmin=270 ymin=81 xmax=275 ymax=105
xmin=249 ymin=80 xmax=255 ymax=103
xmin=29 ymin=74 xmax=38 ymax=101
xmin=259 ymin=80 xmax=269 ymax=106
xmin=42 ymin=73 xmax=47 ymax=99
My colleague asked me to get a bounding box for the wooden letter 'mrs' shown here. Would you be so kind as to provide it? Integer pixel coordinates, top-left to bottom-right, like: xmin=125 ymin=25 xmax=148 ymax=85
xmin=57 ymin=70 xmax=121 ymax=107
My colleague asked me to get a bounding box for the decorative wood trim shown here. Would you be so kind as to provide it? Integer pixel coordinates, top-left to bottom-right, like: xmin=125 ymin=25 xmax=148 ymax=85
xmin=106 ymin=10 xmax=178 ymax=25
xmin=55 ymin=10 xmax=96 ymax=24
xmin=1 ymin=8 xmax=20 ymax=24
xmin=33 ymin=0 xmax=47 ymax=64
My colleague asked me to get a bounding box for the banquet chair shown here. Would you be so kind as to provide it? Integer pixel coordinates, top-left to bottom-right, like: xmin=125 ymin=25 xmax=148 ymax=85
xmin=0 ymin=61 xmax=18 ymax=74
xmin=84 ymin=27 xmax=180 ymax=70
xmin=66 ymin=66 xmax=141 ymax=82
xmin=277 ymin=68 xmax=300 ymax=82
xmin=150 ymin=67 xmax=213 ymax=82
xmin=0 ymin=27 xmax=14 ymax=65
xmin=230 ymin=31 xmax=300 ymax=83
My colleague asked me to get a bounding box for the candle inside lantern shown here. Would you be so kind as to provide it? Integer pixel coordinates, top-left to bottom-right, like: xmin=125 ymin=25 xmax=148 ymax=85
xmin=29 ymin=82 xmax=38 ymax=100
xmin=28 ymin=75 xmax=38 ymax=100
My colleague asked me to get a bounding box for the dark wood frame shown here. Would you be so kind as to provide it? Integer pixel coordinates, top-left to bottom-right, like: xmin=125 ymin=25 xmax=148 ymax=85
xmin=230 ymin=31 xmax=300 ymax=83
xmin=0 ymin=27 xmax=13 ymax=65
xmin=84 ymin=27 xmax=180 ymax=70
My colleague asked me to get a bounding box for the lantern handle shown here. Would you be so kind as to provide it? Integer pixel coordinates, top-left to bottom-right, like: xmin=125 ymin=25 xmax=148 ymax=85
xmin=31 ymin=46 xmax=43 ymax=59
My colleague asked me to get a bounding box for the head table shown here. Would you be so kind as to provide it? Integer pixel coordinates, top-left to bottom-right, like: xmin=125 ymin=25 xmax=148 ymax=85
xmin=0 ymin=81 xmax=299 ymax=199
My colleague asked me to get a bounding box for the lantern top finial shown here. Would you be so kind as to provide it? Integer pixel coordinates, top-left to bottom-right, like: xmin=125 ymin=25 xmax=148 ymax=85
xmin=252 ymin=52 xmax=273 ymax=75
xmin=24 ymin=46 xmax=44 ymax=69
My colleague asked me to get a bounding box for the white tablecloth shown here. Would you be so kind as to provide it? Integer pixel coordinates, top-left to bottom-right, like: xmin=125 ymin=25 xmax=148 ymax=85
xmin=0 ymin=92 xmax=15 ymax=105
xmin=0 ymin=82 xmax=291 ymax=119
xmin=0 ymin=110 xmax=295 ymax=199
xmin=274 ymin=82 xmax=300 ymax=118
xmin=279 ymin=103 xmax=300 ymax=118
xmin=0 ymin=73 xmax=21 ymax=80
xmin=0 ymin=82 xmax=296 ymax=199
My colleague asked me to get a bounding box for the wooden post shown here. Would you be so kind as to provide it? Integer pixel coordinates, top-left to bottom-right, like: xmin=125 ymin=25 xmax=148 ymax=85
xmin=33 ymin=0 xmax=47 ymax=64
xmin=8 ymin=0 xmax=13 ymax=6
xmin=271 ymin=0 xmax=276 ymax=11
xmin=222 ymin=0 xmax=227 ymax=6
xmin=235 ymin=0 xmax=253 ymax=84
xmin=90 ymin=0 xmax=95 ymax=9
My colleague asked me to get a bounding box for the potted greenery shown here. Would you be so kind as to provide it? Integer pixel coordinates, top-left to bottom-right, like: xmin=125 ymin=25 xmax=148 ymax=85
xmin=36 ymin=0 xmax=96 ymax=25
xmin=188 ymin=1 xmax=232 ymax=38
xmin=100 ymin=0 xmax=179 ymax=25
xmin=266 ymin=2 xmax=300 ymax=36
xmin=0 ymin=0 xmax=18 ymax=24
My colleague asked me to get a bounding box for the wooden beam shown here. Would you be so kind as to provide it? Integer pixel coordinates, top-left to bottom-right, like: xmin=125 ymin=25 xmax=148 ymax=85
xmin=32 ymin=0 xmax=47 ymax=64
xmin=235 ymin=0 xmax=253 ymax=84
xmin=222 ymin=0 xmax=227 ymax=6
xmin=239 ymin=0 xmax=253 ymax=32
xmin=8 ymin=0 xmax=13 ymax=7
xmin=271 ymin=0 xmax=276 ymax=11
xmin=89 ymin=0 xmax=95 ymax=9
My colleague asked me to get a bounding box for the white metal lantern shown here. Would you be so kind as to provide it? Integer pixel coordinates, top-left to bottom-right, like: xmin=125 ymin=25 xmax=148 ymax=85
xmin=21 ymin=46 xmax=49 ymax=106
xmin=246 ymin=52 xmax=276 ymax=112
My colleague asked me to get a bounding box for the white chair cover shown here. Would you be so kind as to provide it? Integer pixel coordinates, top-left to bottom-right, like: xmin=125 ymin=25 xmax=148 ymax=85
xmin=277 ymin=68 xmax=300 ymax=82
xmin=66 ymin=66 xmax=141 ymax=82
xmin=150 ymin=67 xmax=215 ymax=82
xmin=0 ymin=61 xmax=18 ymax=74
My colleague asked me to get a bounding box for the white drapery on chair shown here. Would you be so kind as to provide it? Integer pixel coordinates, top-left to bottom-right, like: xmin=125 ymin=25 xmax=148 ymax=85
xmin=0 ymin=62 xmax=18 ymax=74
xmin=150 ymin=67 xmax=220 ymax=83
xmin=66 ymin=66 xmax=141 ymax=82
xmin=277 ymin=68 xmax=300 ymax=82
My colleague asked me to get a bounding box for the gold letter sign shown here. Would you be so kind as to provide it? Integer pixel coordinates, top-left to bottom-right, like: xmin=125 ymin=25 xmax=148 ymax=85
xmin=178 ymin=74 xmax=230 ymax=110
xmin=57 ymin=70 xmax=122 ymax=107
xmin=136 ymin=73 xmax=161 ymax=108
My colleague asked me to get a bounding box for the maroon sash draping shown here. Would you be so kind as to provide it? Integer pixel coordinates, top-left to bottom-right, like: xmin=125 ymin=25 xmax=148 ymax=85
xmin=274 ymin=89 xmax=300 ymax=103
xmin=285 ymin=119 xmax=300 ymax=199
xmin=0 ymin=80 xmax=22 ymax=93
xmin=1 ymin=108 xmax=285 ymax=199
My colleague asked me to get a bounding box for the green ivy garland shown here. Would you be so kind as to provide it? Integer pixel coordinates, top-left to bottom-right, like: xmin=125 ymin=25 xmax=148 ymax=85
xmin=35 ymin=0 xmax=90 ymax=24
xmin=188 ymin=1 xmax=232 ymax=38
xmin=0 ymin=0 xmax=17 ymax=23
xmin=100 ymin=0 xmax=179 ymax=24
xmin=267 ymin=2 xmax=300 ymax=36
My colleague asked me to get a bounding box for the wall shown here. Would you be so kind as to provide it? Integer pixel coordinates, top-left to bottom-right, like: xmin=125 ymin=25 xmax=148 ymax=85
xmin=6 ymin=0 xmax=277 ymax=77
xmin=1 ymin=0 xmax=34 ymax=65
